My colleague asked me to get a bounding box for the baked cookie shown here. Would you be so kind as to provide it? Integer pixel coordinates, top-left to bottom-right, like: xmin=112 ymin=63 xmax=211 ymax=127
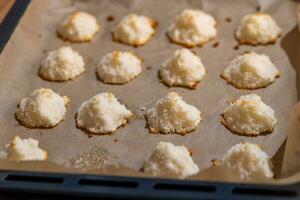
xmin=16 ymin=88 xmax=69 ymax=128
xmin=221 ymin=52 xmax=279 ymax=89
xmin=159 ymin=48 xmax=206 ymax=88
xmin=221 ymin=94 xmax=278 ymax=136
xmin=7 ymin=136 xmax=47 ymax=161
xmin=57 ymin=11 xmax=99 ymax=42
xmin=146 ymin=92 xmax=201 ymax=134
xmin=167 ymin=9 xmax=217 ymax=48
xmin=142 ymin=141 xmax=199 ymax=179
xmin=76 ymin=92 xmax=133 ymax=134
xmin=112 ymin=14 xmax=156 ymax=46
xmin=39 ymin=46 xmax=85 ymax=81
xmin=222 ymin=143 xmax=273 ymax=180
xmin=236 ymin=13 xmax=281 ymax=45
xmin=96 ymin=50 xmax=142 ymax=84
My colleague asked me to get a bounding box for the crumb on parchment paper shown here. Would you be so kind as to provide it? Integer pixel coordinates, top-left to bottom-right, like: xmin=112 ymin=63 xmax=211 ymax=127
xmin=71 ymin=147 xmax=117 ymax=169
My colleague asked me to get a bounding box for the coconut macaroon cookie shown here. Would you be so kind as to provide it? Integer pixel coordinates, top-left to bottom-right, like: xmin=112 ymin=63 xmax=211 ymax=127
xmin=222 ymin=143 xmax=273 ymax=180
xmin=236 ymin=13 xmax=282 ymax=45
xmin=96 ymin=50 xmax=142 ymax=84
xmin=57 ymin=11 xmax=100 ymax=42
xmin=167 ymin=9 xmax=217 ymax=48
xmin=146 ymin=92 xmax=201 ymax=134
xmin=222 ymin=52 xmax=279 ymax=89
xmin=159 ymin=48 xmax=206 ymax=88
xmin=221 ymin=94 xmax=278 ymax=136
xmin=7 ymin=136 xmax=47 ymax=161
xmin=112 ymin=13 xmax=156 ymax=46
xmin=39 ymin=46 xmax=85 ymax=81
xmin=15 ymin=88 xmax=70 ymax=128
xmin=142 ymin=141 xmax=199 ymax=179
xmin=76 ymin=92 xmax=133 ymax=134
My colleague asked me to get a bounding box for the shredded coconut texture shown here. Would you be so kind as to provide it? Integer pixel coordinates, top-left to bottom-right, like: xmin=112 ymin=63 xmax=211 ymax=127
xmin=96 ymin=50 xmax=142 ymax=84
xmin=39 ymin=46 xmax=85 ymax=81
xmin=58 ymin=11 xmax=99 ymax=42
xmin=222 ymin=143 xmax=273 ymax=180
xmin=222 ymin=94 xmax=278 ymax=136
xmin=146 ymin=92 xmax=201 ymax=134
xmin=222 ymin=52 xmax=279 ymax=89
xmin=113 ymin=13 xmax=156 ymax=46
xmin=143 ymin=141 xmax=199 ymax=179
xmin=159 ymin=48 xmax=206 ymax=88
xmin=16 ymin=88 xmax=69 ymax=128
xmin=7 ymin=136 xmax=47 ymax=161
xmin=236 ymin=13 xmax=281 ymax=45
xmin=76 ymin=92 xmax=133 ymax=134
xmin=167 ymin=9 xmax=217 ymax=47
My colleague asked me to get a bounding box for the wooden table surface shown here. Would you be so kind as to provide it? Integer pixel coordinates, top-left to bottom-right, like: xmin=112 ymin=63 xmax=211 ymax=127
xmin=0 ymin=0 xmax=15 ymax=23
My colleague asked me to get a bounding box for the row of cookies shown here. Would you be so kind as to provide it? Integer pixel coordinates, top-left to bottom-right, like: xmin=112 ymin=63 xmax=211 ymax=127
xmin=5 ymin=135 xmax=273 ymax=180
xmin=39 ymin=46 xmax=280 ymax=90
xmin=56 ymin=9 xmax=282 ymax=47
xmin=15 ymin=89 xmax=277 ymax=136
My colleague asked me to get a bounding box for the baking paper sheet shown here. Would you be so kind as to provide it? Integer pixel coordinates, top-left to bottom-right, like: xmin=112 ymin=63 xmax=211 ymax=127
xmin=0 ymin=0 xmax=298 ymax=183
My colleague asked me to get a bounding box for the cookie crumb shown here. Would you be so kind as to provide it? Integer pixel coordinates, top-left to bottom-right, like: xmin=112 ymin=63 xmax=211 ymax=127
xmin=234 ymin=44 xmax=240 ymax=50
xmin=188 ymin=148 xmax=193 ymax=156
xmin=212 ymin=41 xmax=219 ymax=48
xmin=86 ymin=57 xmax=93 ymax=64
xmin=256 ymin=5 xmax=261 ymax=12
xmin=225 ymin=17 xmax=232 ymax=23
xmin=190 ymin=49 xmax=197 ymax=55
xmin=114 ymin=139 xmax=118 ymax=142
xmin=107 ymin=15 xmax=115 ymax=22
xmin=38 ymin=34 xmax=42 ymax=38
xmin=71 ymin=147 xmax=117 ymax=169
xmin=140 ymin=106 xmax=146 ymax=111
xmin=146 ymin=66 xmax=152 ymax=70
xmin=211 ymin=159 xmax=221 ymax=166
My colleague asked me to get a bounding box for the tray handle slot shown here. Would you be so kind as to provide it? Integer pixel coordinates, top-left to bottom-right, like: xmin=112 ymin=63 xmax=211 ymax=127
xmin=153 ymin=182 xmax=216 ymax=193
xmin=232 ymin=187 xmax=298 ymax=198
xmin=78 ymin=178 xmax=138 ymax=188
xmin=5 ymin=174 xmax=64 ymax=184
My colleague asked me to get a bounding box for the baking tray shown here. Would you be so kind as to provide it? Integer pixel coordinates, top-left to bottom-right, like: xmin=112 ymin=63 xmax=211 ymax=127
xmin=0 ymin=0 xmax=299 ymax=199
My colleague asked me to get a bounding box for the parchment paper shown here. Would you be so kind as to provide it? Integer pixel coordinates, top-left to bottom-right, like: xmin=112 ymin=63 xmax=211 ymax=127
xmin=0 ymin=0 xmax=298 ymax=183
